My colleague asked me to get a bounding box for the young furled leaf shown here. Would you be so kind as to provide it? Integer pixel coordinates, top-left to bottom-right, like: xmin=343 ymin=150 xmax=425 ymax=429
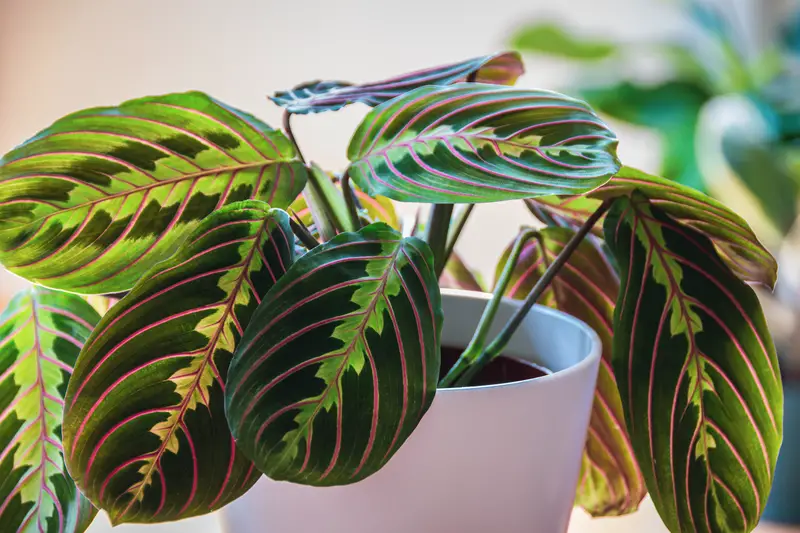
xmin=226 ymin=223 xmax=442 ymax=486
xmin=0 ymin=92 xmax=307 ymax=295
xmin=347 ymin=83 xmax=620 ymax=204
xmin=604 ymin=193 xmax=781 ymax=533
xmin=0 ymin=288 xmax=100 ymax=533
xmin=62 ymin=201 xmax=295 ymax=524
xmin=270 ymin=52 xmax=524 ymax=114
xmin=497 ymin=228 xmax=645 ymax=516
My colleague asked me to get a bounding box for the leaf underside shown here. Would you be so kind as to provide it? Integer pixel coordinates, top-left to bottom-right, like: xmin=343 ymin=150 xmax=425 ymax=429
xmin=269 ymin=52 xmax=524 ymax=114
xmin=347 ymin=83 xmax=621 ymax=203
xmin=605 ymin=193 xmax=782 ymax=533
xmin=0 ymin=288 xmax=100 ymax=533
xmin=0 ymin=91 xmax=307 ymax=295
xmin=225 ymin=223 xmax=442 ymax=486
xmin=497 ymin=227 xmax=645 ymax=516
xmin=62 ymin=201 xmax=295 ymax=524
xmin=592 ymin=166 xmax=776 ymax=288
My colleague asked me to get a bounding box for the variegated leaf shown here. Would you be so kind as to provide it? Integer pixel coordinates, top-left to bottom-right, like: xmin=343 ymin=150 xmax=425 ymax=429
xmin=225 ymin=223 xmax=442 ymax=486
xmin=0 ymin=288 xmax=100 ymax=533
xmin=0 ymin=92 xmax=307 ymax=295
xmin=524 ymin=195 xmax=605 ymax=236
xmin=497 ymin=228 xmax=645 ymax=516
xmin=62 ymin=201 xmax=295 ymax=524
xmin=592 ymin=166 xmax=776 ymax=288
xmin=347 ymin=83 xmax=620 ymax=203
xmin=440 ymin=253 xmax=485 ymax=292
xmin=270 ymin=52 xmax=524 ymax=114
xmin=604 ymin=193 xmax=782 ymax=533
xmin=290 ymin=177 xmax=400 ymax=232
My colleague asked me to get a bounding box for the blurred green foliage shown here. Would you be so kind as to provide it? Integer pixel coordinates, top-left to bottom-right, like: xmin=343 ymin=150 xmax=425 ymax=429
xmin=512 ymin=0 xmax=800 ymax=238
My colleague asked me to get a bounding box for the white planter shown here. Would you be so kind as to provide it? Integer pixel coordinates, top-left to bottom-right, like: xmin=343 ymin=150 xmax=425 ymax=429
xmin=221 ymin=289 xmax=601 ymax=533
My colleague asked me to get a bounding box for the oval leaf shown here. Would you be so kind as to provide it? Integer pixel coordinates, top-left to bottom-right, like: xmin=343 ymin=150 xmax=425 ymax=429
xmin=0 ymin=92 xmax=307 ymax=294
xmin=347 ymin=83 xmax=620 ymax=203
xmin=592 ymin=166 xmax=776 ymax=288
xmin=270 ymin=52 xmax=524 ymax=114
xmin=0 ymin=288 xmax=100 ymax=533
xmin=225 ymin=223 xmax=442 ymax=486
xmin=604 ymin=193 xmax=782 ymax=532
xmin=497 ymin=228 xmax=645 ymax=516
xmin=62 ymin=201 xmax=295 ymax=524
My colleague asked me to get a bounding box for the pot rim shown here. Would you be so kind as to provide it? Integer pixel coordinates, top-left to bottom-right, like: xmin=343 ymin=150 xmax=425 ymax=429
xmin=437 ymin=288 xmax=602 ymax=394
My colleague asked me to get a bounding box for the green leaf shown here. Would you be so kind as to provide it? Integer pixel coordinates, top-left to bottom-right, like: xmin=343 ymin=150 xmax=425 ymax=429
xmin=270 ymin=52 xmax=524 ymax=114
xmin=304 ymin=165 xmax=354 ymax=240
xmin=0 ymin=288 xmax=100 ymax=533
xmin=581 ymin=81 xmax=710 ymax=191
xmin=591 ymin=166 xmax=776 ymax=288
xmin=440 ymin=252 xmax=485 ymax=292
xmin=352 ymin=187 xmax=400 ymax=229
xmin=225 ymin=223 xmax=442 ymax=486
xmin=0 ymin=92 xmax=307 ymax=295
xmin=496 ymin=228 xmax=645 ymax=516
xmin=604 ymin=193 xmax=782 ymax=533
xmin=347 ymin=83 xmax=620 ymax=203
xmin=62 ymin=201 xmax=295 ymax=524
xmin=511 ymin=22 xmax=618 ymax=60
xmin=524 ymin=195 xmax=605 ymax=236
xmin=289 ymin=174 xmax=399 ymax=238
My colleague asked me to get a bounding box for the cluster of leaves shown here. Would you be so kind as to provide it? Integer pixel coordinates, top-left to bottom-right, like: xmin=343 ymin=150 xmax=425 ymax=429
xmin=512 ymin=0 xmax=800 ymax=239
xmin=0 ymin=50 xmax=783 ymax=533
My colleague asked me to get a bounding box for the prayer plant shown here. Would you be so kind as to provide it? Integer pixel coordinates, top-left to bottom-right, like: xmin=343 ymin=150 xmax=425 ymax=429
xmin=0 ymin=51 xmax=783 ymax=533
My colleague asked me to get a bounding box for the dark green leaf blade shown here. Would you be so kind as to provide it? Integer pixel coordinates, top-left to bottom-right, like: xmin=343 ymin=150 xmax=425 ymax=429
xmin=270 ymin=52 xmax=524 ymax=114
xmin=0 ymin=288 xmax=100 ymax=533
xmin=0 ymin=92 xmax=307 ymax=295
xmin=347 ymin=83 xmax=620 ymax=203
xmin=497 ymin=228 xmax=645 ymax=516
xmin=62 ymin=201 xmax=295 ymax=524
xmin=592 ymin=166 xmax=777 ymax=288
xmin=225 ymin=223 xmax=442 ymax=486
xmin=604 ymin=193 xmax=782 ymax=533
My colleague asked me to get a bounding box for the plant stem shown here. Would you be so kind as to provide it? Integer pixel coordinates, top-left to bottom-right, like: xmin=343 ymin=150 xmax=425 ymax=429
xmin=289 ymin=216 xmax=320 ymax=249
xmin=340 ymin=172 xmax=363 ymax=230
xmin=439 ymin=228 xmax=539 ymax=388
xmin=282 ymin=111 xmax=306 ymax=164
xmin=443 ymin=204 xmax=474 ymax=267
xmin=426 ymin=204 xmax=454 ymax=278
xmin=452 ymin=198 xmax=612 ymax=387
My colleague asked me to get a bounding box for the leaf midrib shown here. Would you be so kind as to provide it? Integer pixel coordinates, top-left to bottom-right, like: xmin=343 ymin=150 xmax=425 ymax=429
xmin=2 ymin=160 xmax=283 ymax=232
xmin=273 ymin=242 xmax=404 ymax=474
xmin=117 ymin=217 xmax=272 ymax=520
xmin=633 ymin=203 xmax=713 ymax=530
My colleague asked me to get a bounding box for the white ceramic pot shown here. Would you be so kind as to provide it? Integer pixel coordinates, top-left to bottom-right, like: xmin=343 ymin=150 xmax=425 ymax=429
xmin=221 ymin=289 xmax=601 ymax=533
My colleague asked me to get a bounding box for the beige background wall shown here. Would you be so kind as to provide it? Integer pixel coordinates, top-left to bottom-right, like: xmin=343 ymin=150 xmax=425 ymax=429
xmin=0 ymin=0 xmax=752 ymax=531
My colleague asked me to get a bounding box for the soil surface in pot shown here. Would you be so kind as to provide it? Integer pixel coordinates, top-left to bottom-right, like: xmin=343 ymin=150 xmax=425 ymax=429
xmin=440 ymin=346 xmax=550 ymax=386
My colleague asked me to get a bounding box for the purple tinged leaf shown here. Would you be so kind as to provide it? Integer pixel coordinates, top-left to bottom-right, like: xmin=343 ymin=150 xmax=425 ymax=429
xmin=270 ymin=52 xmax=524 ymax=114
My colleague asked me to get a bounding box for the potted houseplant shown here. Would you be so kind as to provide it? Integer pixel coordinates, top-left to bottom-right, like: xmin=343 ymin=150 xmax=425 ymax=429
xmin=0 ymin=51 xmax=782 ymax=533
